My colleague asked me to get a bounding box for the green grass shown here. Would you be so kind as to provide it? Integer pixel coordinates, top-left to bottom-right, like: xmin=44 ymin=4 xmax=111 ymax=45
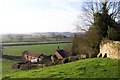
xmin=3 ymin=43 xmax=71 ymax=56
xmin=2 ymin=59 xmax=18 ymax=78
xmin=3 ymin=58 xmax=119 ymax=78
xmin=2 ymin=43 xmax=71 ymax=78
xmin=2 ymin=43 xmax=119 ymax=78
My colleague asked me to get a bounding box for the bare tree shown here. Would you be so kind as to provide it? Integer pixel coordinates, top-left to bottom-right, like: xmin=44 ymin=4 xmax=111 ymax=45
xmin=76 ymin=0 xmax=120 ymax=32
xmin=72 ymin=0 xmax=120 ymax=56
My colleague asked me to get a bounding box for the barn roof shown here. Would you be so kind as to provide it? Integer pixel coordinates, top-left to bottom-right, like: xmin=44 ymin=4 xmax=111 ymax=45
xmin=54 ymin=48 xmax=67 ymax=59
xmin=55 ymin=51 xmax=63 ymax=59
xmin=22 ymin=51 xmax=42 ymax=58
xmin=56 ymin=49 xmax=67 ymax=58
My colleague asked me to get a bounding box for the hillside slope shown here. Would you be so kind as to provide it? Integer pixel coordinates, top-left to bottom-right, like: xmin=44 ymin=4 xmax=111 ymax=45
xmin=3 ymin=58 xmax=118 ymax=78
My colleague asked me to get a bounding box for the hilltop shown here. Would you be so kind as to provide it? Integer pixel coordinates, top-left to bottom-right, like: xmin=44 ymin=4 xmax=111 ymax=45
xmin=3 ymin=58 xmax=118 ymax=79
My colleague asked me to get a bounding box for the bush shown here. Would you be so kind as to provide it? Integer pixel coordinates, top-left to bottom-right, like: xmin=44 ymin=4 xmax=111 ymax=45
xmin=12 ymin=63 xmax=20 ymax=69
xmin=72 ymin=33 xmax=98 ymax=58
xmin=72 ymin=34 xmax=89 ymax=56
xmin=61 ymin=56 xmax=80 ymax=64
xmin=19 ymin=64 xmax=30 ymax=70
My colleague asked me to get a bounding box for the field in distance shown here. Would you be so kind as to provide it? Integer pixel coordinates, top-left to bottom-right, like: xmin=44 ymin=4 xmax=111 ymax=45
xmin=2 ymin=43 xmax=119 ymax=79
xmin=2 ymin=43 xmax=71 ymax=78
xmin=3 ymin=43 xmax=70 ymax=56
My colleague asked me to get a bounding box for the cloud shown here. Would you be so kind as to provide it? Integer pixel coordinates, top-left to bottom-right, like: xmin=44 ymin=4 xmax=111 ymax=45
xmin=0 ymin=0 xmax=81 ymax=34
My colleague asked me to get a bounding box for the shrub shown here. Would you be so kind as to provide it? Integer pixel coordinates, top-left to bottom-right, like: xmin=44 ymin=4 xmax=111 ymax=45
xmin=12 ymin=63 xmax=20 ymax=69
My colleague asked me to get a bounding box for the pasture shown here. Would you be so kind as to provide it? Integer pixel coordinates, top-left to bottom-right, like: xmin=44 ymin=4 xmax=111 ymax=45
xmin=2 ymin=43 xmax=119 ymax=79
xmin=3 ymin=58 xmax=119 ymax=78
xmin=2 ymin=43 xmax=71 ymax=78
xmin=3 ymin=43 xmax=71 ymax=56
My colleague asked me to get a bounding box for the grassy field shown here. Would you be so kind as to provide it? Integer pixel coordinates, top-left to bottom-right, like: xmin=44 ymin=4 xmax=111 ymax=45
xmin=3 ymin=58 xmax=118 ymax=78
xmin=2 ymin=43 xmax=71 ymax=78
xmin=2 ymin=43 xmax=119 ymax=79
xmin=3 ymin=43 xmax=71 ymax=56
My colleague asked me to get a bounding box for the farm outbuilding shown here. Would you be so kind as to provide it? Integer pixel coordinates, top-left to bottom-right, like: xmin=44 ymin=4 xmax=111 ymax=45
xmin=54 ymin=48 xmax=68 ymax=60
xmin=22 ymin=51 xmax=44 ymax=63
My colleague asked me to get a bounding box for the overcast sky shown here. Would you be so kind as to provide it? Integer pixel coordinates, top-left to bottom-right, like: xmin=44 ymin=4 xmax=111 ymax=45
xmin=0 ymin=0 xmax=119 ymax=34
xmin=0 ymin=0 xmax=86 ymax=34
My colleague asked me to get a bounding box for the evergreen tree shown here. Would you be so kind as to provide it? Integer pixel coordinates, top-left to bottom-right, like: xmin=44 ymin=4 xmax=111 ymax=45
xmin=72 ymin=1 xmax=119 ymax=56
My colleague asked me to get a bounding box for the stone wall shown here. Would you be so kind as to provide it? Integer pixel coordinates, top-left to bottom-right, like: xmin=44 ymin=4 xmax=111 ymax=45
xmin=98 ymin=40 xmax=120 ymax=60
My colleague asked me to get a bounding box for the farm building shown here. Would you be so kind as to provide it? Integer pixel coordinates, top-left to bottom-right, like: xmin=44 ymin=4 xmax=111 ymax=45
xmin=22 ymin=51 xmax=44 ymax=63
xmin=54 ymin=48 xmax=68 ymax=60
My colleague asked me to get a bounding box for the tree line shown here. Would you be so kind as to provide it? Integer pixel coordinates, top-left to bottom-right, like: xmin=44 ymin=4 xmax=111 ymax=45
xmin=2 ymin=34 xmax=72 ymax=43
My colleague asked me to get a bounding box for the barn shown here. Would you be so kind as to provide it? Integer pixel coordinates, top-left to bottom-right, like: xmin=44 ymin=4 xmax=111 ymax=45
xmin=54 ymin=48 xmax=68 ymax=60
xmin=22 ymin=51 xmax=44 ymax=63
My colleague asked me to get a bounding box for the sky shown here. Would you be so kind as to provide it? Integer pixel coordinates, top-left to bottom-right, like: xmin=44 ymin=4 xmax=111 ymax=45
xmin=0 ymin=0 xmax=86 ymax=34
